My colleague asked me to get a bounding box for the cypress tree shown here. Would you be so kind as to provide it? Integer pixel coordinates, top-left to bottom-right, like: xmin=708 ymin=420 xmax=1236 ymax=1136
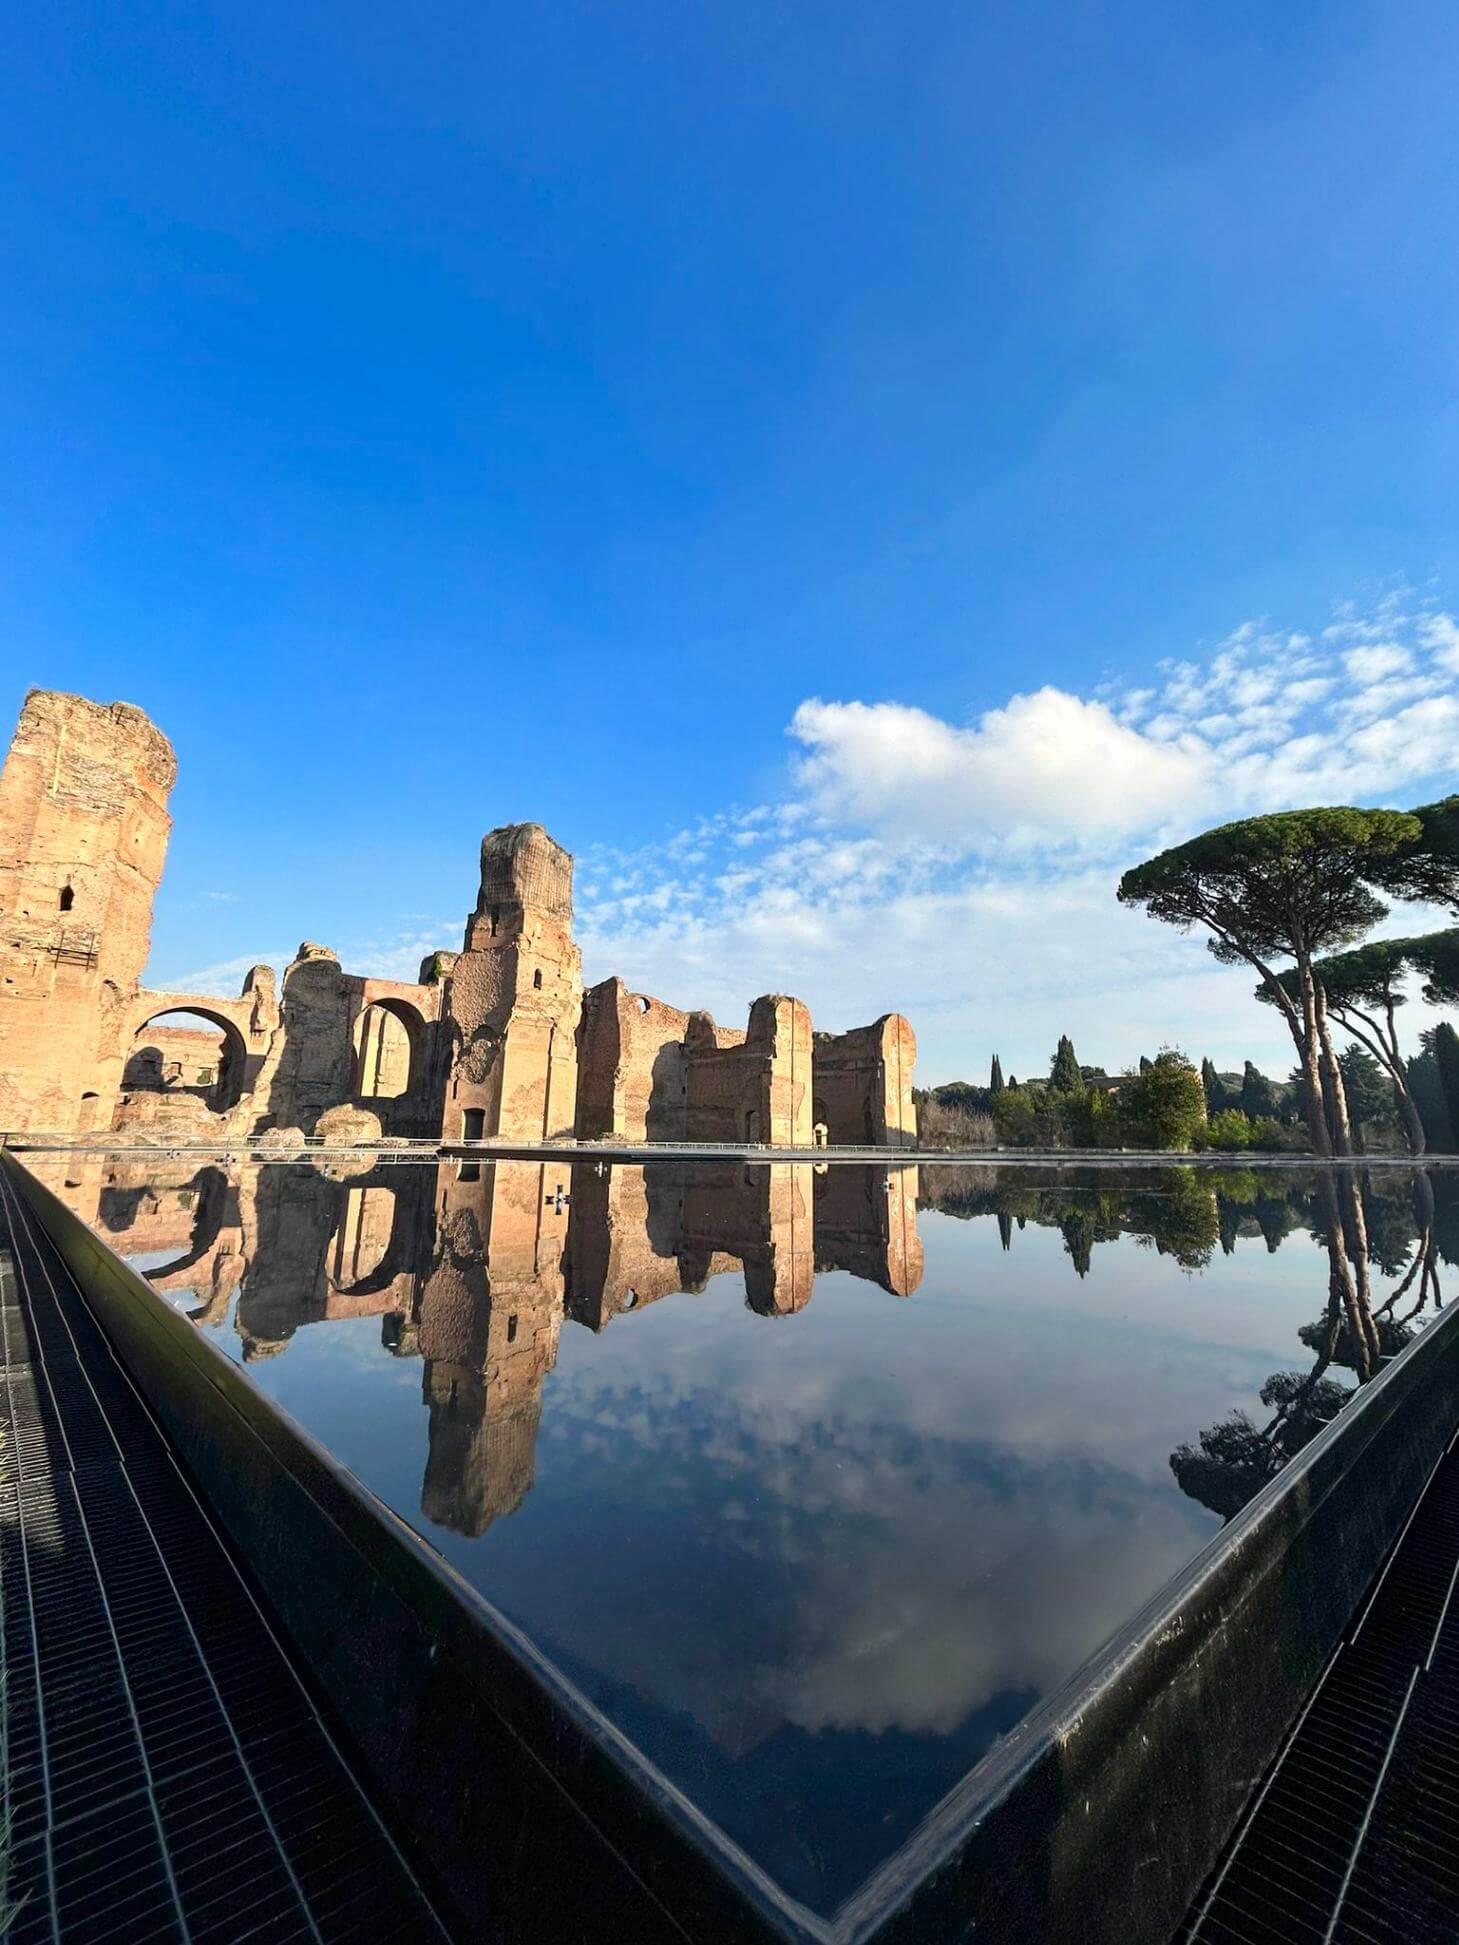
xmin=1049 ymin=1034 xmax=1082 ymax=1094
xmin=1201 ymin=1057 xmax=1224 ymax=1115
xmin=1241 ymin=1061 xmax=1279 ymax=1121
xmin=1407 ymin=1037 xmax=1454 ymax=1150
xmin=990 ymin=1053 xmax=1005 ymax=1095
xmin=1435 ymin=1023 xmax=1459 ymax=1153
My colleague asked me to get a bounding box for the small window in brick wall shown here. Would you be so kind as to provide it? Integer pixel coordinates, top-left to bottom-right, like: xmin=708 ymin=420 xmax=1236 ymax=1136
xmin=533 ymin=969 xmax=543 ymax=989
xmin=59 ymin=885 xmax=74 ymax=912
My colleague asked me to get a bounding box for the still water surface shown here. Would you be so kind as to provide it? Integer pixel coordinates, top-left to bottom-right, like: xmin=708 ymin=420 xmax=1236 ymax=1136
xmin=39 ymin=1154 xmax=1457 ymax=1916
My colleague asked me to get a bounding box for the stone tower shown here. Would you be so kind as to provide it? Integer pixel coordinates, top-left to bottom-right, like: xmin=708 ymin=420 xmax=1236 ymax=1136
xmin=0 ymin=690 xmax=175 ymax=1133
xmin=442 ymin=824 xmax=582 ymax=1142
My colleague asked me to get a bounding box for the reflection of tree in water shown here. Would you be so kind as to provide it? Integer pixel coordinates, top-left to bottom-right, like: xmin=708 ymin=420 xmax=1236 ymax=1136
xmin=919 ymin=1166 xmax=1223 ymax=1272
xmin=921 ymin=1163 xmax=1457 ymax=1525
xmin=1172 ymin=1168 xmax=1454 ymax=1523
xmin=1170 ymin=1367 xmax=1352 ymax=1519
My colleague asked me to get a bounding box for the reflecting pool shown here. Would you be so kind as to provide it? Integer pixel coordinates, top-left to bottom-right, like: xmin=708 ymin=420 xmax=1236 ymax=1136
xmin=34 ymin=1154 xmax=1459 ymax=1918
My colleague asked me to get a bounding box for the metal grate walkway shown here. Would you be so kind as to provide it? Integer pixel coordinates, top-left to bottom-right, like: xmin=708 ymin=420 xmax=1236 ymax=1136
xmin=1182 ymin=1429 xmax=1459 ymax=1944
xmin=0 ymin=1166 xmax=449 ymax=1943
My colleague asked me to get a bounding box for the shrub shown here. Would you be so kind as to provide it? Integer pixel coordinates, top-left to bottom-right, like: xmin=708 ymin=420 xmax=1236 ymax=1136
xmin=992 ymin=1085 xmax=1044 ymax=1146
xmin=1119 ymin=1050 xmax=1207 ymax=1150
xmin=917 ymin=1097 xmax=997 ymax=1149
xmin=1204 ymin=1108 xmax=1254 ymax=1151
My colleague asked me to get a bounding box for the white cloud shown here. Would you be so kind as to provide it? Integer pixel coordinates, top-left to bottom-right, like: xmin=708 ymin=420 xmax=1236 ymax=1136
xmin=1342 ymin=642 xmax=1413 ymax=685
xmin=790 ymin=689 xmax=1211 ymax=850
xmin=1422 ymin=613 xmax=1459 ymax=673
xmin=1345 ymin=693 xmax=1459 ymax=780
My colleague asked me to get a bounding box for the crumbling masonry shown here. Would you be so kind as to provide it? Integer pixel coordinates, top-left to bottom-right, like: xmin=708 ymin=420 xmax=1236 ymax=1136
xmin=0 ymin=690 xmax=917 ymax=1144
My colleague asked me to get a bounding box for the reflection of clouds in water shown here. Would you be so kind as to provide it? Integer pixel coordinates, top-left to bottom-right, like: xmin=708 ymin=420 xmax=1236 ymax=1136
xmin=527 ymin=1218 xmax=1333 ymax=1747
xmin=780 ymin=1462 xmax=1194 ymax=1738
xmin=537 ymin=1375 xmax=1210 ymax=1747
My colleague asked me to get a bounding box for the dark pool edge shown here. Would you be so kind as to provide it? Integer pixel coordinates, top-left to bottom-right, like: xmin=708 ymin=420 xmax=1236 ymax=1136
xmin=835 ymin=1275 xmax=1459 ymax=1944
xmin=2 ymin=1152 xmax=835 ymax=1945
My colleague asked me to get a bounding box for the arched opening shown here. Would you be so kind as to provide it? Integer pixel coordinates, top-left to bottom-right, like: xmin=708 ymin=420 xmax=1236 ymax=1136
xmin=331 ymin=1185 xmax=397 ymax=1287
xmin=744 ymin=1108 xmax=762 ymax=1144
xmin=59 ymin=884 xmax=74 ymax=912
xmin=122 ymin=1008 xmax=248 ymax=1118
xmin=354 ymin=999 xmax=424 ymax=1102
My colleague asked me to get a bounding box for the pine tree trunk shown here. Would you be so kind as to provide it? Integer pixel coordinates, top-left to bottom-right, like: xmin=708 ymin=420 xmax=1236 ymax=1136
xmin=1295 ymin=959 xmax=1333 ymax=1156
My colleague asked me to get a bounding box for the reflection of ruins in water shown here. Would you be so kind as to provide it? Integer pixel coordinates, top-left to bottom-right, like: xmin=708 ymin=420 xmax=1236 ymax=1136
xmin=55 ymin=1153 xmax=1452 ymax=1543
xmin=47 ymin=1156 xmax=922 ymax=1539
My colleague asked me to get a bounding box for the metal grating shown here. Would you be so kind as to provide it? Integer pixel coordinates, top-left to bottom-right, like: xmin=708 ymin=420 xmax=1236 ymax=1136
xmin=0 ymin=1167 xmax=449 ymax=1944
xmin=1182 ymin=1433 xmax=1459 ymax=1944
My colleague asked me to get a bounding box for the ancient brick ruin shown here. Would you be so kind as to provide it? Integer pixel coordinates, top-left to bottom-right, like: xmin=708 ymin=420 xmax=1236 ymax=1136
xmin=40 ymin=1151 xmax=923 ymax=1536
xmin=0 ymin=689 xmax=917 ymax=1145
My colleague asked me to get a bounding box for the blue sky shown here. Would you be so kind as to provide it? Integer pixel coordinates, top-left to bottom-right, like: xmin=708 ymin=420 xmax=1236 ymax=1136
xmin=2 ymin=2 xmax=1457 ymax=1082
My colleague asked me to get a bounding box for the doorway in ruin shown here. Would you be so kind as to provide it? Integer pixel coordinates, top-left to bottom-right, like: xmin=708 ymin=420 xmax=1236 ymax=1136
xmin=123 ymin=1009 xmax=248 ymax=1117
xmin=330 ymin=1184 xmax=398 ymax=1289
xmin=353 ymin=999 xmax=424 ymax=1103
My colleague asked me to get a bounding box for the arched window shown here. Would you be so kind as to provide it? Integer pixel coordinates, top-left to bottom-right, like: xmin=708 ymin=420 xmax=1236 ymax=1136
xmin=59 ymin=884 xmax=74 ymax=912
xmin=353 ymin=999 xmax=423 ymax=1100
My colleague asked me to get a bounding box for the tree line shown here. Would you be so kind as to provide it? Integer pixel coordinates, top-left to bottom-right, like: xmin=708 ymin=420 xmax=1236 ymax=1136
xmin=919 ymin=1037 xmax=1281 ymax=1153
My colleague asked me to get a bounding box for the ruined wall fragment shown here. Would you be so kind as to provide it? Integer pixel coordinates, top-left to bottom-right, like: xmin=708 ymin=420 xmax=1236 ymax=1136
xmin=812 ymin=1014 xmax=917 ymax=1147
xmin=678 ymin=1161 xmax=816 ymax=1313
xmin=565 ymin=1163 xmax=687 ymax=1327
xmin=683 ymin=995 xmax=813 ymax=1145
xmin=814 ymin=1165 xmax=924 ymax=1295
xmin=576 ymin=978 xmax=690 ymax=1141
